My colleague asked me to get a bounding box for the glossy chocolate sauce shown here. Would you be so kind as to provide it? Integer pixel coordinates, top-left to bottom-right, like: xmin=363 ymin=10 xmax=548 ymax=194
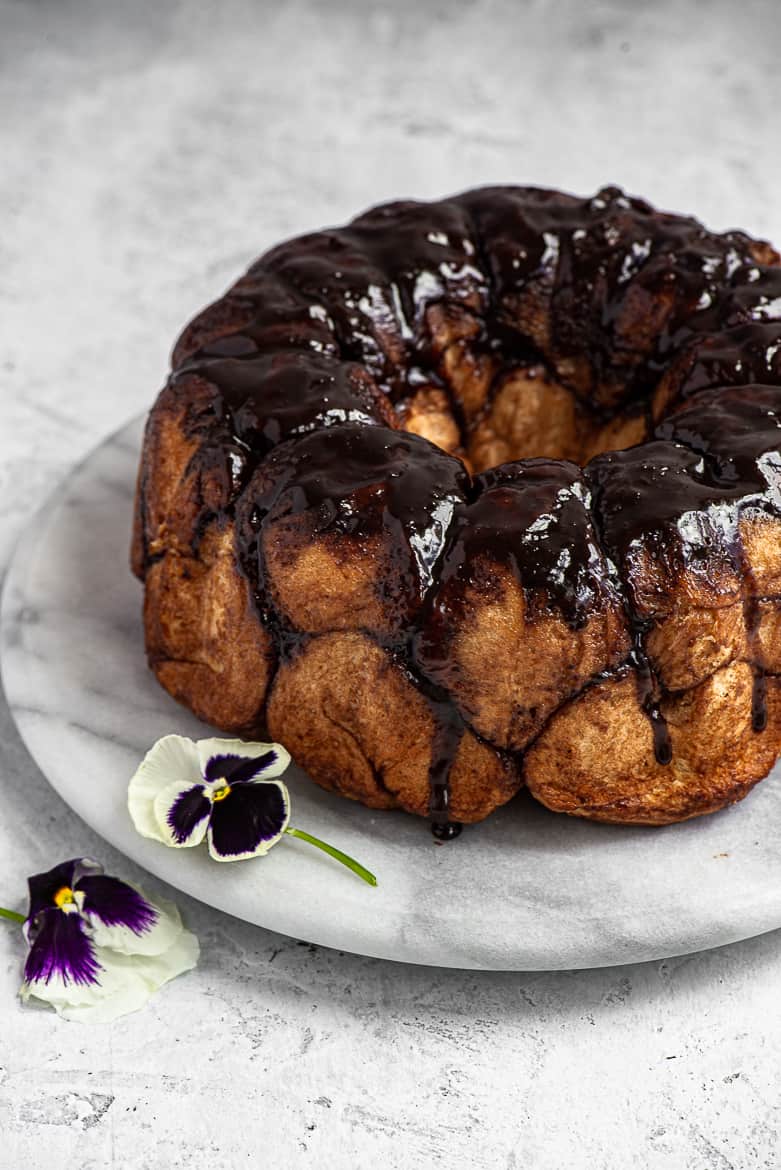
xmin=584 ymin=432 xmax=781 ymax=762
xmin=404 ymin=667 xmax=466 ymax=841
xmin=412 ymin=458 xmax=626 ymax=746
xmin=172 ymin=271 xmax=342 ymax=369
xmin=747 ymin=587 xmax=769 ymax=734
xmin=460 ymin=459 xmax=618 ymax=625
xmin=175 ymin=349 xmax=393 ymax=459
xmin=235 ymin=422 xmax=470 ymax=646
xmin=655 ymin=383 xmax=781 ymax=733
xmin=659 ymin=322 xmax=781 ymax=408
xmin=160 ymin=186 xmax=781 ymax=834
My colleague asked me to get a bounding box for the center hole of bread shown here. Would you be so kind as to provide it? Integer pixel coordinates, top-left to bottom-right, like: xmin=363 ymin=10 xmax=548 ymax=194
xmin=400 ymin=364 xmax=646 ymax=473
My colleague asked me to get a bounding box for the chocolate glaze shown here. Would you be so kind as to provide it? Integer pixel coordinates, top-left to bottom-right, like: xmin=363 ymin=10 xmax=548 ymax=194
xmin=654 ymin=384 xmax=781 ymax=499
xmin=259 ymin=200 xmax=489 ymax=398
xmin=235 ymin=422 xmax=470 ymax=637
xmin=588 ymin=398 xmax=781 ymax=759
xmin=655 ymin=382 xmax=781 ymax=733
xmin=175 ymin=349 xmax=392 ymax=460
xmin=155 ymin=185 xmax=781 ymax=834
xmin=460 ymin=459 xmax=619 ymax=625
xmin=661 ymin=322 xmax=781 ymax=408
xmin=349 ymin=199 xmax=489 ymax=331
xmin=456 ymin=185 xmax=776 ymax=408
xmin=172 ymin=271 xmax=341 ymax=369
xmin=414 ymin=459 xmax=624 ymax=713
xmin=174 ymin=186 xmax=780 ymax=416
xmin=587 ymin=441 xmax=747 ymax=581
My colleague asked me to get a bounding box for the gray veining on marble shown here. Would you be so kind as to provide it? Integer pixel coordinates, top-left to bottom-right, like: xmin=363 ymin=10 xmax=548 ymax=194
xmin=3 ymin=0 xmax=781 ymax=1165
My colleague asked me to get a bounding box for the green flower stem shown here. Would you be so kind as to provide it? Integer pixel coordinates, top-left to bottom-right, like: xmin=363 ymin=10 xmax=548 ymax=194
xmin=0 ymin=906 xmax=25 ymax=925
xmin=285 ymin=827 xmax=377 ymax=887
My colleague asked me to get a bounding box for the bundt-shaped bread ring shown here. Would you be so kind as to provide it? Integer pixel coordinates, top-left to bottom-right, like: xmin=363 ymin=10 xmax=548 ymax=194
xmin=133 ymin=184 xmax=781 ymax=835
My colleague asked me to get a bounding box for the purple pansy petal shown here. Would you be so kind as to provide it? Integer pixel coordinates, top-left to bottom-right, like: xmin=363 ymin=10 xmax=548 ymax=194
xmin=167 ymin=785 xmax=211 ymax=845
xmin=86 ymin=890 xmax=187 ymax=959
xmin=26 ymin=859 xmax=81 ymax=920
xmin=204 ymin=750 xmax=279 ymax=786
xmin=24 ymin=909 xmax=101 ymax=987
xmin=195 ymin=738 xmax=291 ymax=783
xmin=151 ymin=781 xmax=210 ymax=849
xmin=207 ymin=781 xmax=290 ymax=861
xmin=77 ymin=875 xmax=157 ymax=936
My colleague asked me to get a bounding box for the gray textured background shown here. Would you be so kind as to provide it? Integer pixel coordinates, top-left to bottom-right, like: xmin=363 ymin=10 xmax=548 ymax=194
xmin=3 ymin=0 xmax=781 ymax=1166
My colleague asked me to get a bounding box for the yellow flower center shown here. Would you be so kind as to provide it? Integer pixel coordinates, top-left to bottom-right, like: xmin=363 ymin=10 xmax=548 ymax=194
xmin=211 ymin=784 xmax=231 ymax=803
xmin=53 ymin=886 xmax=76 ymax=910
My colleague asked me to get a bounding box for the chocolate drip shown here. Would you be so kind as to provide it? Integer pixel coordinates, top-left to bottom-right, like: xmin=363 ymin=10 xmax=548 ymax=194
xmin=466 ymin=460 xmax=618 ymax=626
xmin=258 ymin=203 xmax=485 ymax=399
xmin=752 ymin=671 xmax=768 ymax=733
xmin=426 ymin=696 xmax=465 ymax=841
xmin=350 ymin=198 xmax=488 ymax=339
xmin=586 ymin=400 xmax=781 ymax=751
xmin=397 ymin=662 xmax=469 ymax=841
xmin=741 ymin=566 xmax=769 ymax=735
xmin=628 ymin=626 xmax=673 ymax=766
xmin=431 ymin=820 xmax=463 ymax=842
xmin=744 ymin=578 xmax=769 ymax=732
xmin=247 ymin=423 xmax=467 ymax=558
xmin=653 ymin=382 xmax=781 ymax=475
xmin=584 ymin=441 xmax=735 ymax=763
xmin=742 ymin=585 xmax=768 ymax=734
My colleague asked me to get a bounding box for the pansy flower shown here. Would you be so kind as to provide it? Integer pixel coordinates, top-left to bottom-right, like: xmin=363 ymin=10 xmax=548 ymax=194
xmin=15 ymin=858 xmax=198 ymax=1022
xmin=128 ymin=736 xmax=292 ymax=862
xmin=128 ymin=735 xmax=377 ymax=885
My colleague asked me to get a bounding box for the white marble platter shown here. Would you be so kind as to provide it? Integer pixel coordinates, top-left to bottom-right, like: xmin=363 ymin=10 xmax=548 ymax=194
xmin=4 ymin=416 xmax=781 ymax=970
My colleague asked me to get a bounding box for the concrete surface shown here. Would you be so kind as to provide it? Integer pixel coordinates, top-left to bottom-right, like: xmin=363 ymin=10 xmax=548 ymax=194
xmin=2 ymin=0 xmax=781 ymax=1165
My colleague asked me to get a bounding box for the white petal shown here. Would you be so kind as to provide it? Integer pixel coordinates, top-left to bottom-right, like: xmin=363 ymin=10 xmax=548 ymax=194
xmin=21 ymin=963 xmax=150 ymax=1023
xmin=74 ymin=858 xmax=103 ymax=882
xmin=86 ymin=892 xmax=188 ymax=957
xmin=127 ymin=734 xmax=202 ymax=844
xmin=21 ymin=926 xmax=200 ymax=1024
xmin=151 ymin=781 xmax=209 ymax=849
xmin=195 ymin=737 xmax=291 ymax=781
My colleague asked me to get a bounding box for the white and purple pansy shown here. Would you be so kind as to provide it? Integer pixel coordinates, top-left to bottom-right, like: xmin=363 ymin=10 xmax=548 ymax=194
xmin=128 ymin=736 xmax=292 ymax=862
xmin=18 ymin=858 xmax=198 ymax=1022
xmin=128 ymin=734 xmax=377 ymax=885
